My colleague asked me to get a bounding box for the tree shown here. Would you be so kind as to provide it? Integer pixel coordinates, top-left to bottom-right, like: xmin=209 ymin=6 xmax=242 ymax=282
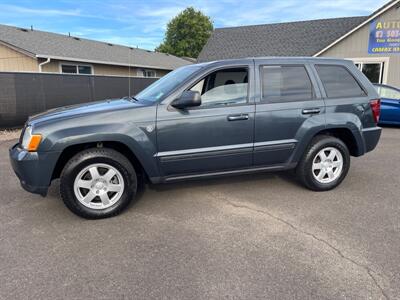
xmin=155 ymin=7 xmax=213 ymax=58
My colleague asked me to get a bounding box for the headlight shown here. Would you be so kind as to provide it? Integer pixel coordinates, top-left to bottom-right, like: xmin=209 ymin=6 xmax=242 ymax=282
xmin=21 ymin=126 xmax=42 ymax=152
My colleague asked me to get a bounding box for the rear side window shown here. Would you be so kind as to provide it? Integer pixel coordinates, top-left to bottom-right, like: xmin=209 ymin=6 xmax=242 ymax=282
xmin=315 ymin=65 xmax=365 ymax=98
xmin=261 ymin=65 xmax=313 ymax=103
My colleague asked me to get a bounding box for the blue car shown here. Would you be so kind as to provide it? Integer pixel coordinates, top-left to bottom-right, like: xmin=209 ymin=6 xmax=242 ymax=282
xmin=374 ymin=84 xmax=400 ymax=125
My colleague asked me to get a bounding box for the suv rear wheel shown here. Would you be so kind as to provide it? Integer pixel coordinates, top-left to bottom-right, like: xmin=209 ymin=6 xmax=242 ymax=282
xmin=296 ymin=135 xmax=350 ymax=191
xmin=60 ymin=148 xmax=137 ymax=219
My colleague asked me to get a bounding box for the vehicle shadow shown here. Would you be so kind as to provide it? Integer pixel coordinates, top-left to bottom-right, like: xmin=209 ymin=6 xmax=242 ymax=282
xmin=47 ymin=170 xmax=302 ymax=209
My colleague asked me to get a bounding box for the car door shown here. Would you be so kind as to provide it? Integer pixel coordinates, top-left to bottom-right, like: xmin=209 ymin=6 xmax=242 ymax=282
xmin=253 ymin=59 xmax=325 ymax=166
xmin=156 ymin=62 xmax=255 ymax=178
xmin=375 ymin=85 xmax=400 ymax=124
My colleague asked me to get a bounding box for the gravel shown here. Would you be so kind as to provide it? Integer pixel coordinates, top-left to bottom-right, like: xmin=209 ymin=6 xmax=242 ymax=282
xmin=0 ymin=129 xmax=21 ymax=141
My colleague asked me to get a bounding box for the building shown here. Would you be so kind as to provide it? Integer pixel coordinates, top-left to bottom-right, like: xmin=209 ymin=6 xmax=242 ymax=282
xmin=198 ymin=0 xmax=400 ymax=87
xmin=0 ymin=24 xmax=191 ymax=77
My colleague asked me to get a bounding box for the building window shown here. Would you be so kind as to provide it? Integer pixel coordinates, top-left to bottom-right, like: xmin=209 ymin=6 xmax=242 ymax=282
xmin=61 ymin=65 xmax=77 ymax=74
xmin=61 ymin=64 xmax=93 ymax=75
xmin=140 ymin=69 xmax=156 ymax=77
xmin=78 ymin=65 xmax=92 ymax=74
xmin=354 ymin=62 xmax=385 ymax=84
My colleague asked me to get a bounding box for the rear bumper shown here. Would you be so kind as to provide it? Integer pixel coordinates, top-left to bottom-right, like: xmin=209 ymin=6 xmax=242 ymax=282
xmin=9 ymin=143 xmax=61 ymax=196
xmin=362 ymin=127 xmax=382 ymax=153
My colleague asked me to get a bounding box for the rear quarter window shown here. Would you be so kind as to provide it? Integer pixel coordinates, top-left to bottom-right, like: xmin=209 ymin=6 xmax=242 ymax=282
xmin=315 ymin=65 xmax=366 ymax=98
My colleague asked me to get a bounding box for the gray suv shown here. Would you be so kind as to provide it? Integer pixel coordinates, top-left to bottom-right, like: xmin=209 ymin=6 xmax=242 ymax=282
xmin=9 ymin=58 xmax=382 ymax=219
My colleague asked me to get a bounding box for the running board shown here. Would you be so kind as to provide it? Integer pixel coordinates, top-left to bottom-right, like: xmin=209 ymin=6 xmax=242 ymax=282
xmin=163 ymin=164 xmax=295 ymax=182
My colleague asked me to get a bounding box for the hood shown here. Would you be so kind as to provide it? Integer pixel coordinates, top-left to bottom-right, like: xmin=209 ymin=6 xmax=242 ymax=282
xmin=28 ymin=98 xmax=147 ymax=125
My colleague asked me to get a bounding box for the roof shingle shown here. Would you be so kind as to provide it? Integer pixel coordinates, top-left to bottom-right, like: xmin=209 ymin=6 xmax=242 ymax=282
xmin=0 ymin=24 xmax=190 ymax=70
xmin=197 ymin=16 xmax=367 ymax=62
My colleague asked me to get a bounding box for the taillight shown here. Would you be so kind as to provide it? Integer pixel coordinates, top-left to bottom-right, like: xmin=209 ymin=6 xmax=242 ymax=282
xmin=370 ymin=99 xmax=381 ymax=123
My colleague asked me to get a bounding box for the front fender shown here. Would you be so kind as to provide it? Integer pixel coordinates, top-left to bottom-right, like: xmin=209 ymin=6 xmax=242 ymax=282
xmin=37 ymin=121 xmax=160 ymax=179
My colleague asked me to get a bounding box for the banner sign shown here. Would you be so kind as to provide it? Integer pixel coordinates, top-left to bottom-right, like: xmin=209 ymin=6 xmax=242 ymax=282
xmin=368 ymin=20 xmax=400 ymax=54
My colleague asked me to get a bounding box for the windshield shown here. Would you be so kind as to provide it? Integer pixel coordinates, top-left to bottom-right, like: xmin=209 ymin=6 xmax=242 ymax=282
xmin=135 ymin=65 xmax=202 ymax=102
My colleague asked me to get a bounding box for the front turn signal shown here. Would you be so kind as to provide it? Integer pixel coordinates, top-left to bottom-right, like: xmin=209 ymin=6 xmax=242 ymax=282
xmin=27 ymin=135 xmax=42 ymax=152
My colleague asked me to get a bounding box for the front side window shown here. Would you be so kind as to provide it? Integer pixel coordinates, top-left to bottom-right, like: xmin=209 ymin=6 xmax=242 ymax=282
xmin=189 ymin=68 xmax=248 ymax=107
xmin=315 ymin=65 xmax=365 ymax=98
xmin=261 ymin=65 xmax=313 ymax=103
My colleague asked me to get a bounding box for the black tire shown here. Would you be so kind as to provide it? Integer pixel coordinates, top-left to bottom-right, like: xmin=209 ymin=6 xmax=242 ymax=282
xmin=60 ymin=148 xmax=137 ymax=219
xmin=296 ymin=135 xmax=350 ymax=191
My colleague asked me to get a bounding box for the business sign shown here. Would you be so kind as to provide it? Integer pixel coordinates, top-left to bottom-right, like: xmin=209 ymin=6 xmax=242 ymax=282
xmin=368 ymin=20 xmax=400 ymax=54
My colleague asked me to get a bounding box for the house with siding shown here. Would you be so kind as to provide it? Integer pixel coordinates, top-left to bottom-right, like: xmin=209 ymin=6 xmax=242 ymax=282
xmin=0 ymin=24 xmax=191 ymax=77
xmin=198 ymin=0 xmax=400 ymax=87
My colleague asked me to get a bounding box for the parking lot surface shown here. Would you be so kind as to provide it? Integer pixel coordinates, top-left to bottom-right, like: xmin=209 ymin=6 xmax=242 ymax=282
xmin=0 ymin=128 xmax=399 ymax=299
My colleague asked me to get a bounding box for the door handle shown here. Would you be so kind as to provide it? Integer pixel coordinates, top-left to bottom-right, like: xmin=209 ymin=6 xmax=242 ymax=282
xmin=302 ymin=108 xmax=321 ymax=115
xmin=227 ymin=114 xmax=249 ymax=121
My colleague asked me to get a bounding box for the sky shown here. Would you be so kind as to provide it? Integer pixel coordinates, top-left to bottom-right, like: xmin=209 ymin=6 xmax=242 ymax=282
xmin=0 ymin=0 xmax=389 ymax=50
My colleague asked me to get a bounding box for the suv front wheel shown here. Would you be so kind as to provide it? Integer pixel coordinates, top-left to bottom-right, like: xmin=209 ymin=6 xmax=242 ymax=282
xmin=296 ymin=135 xmax=350 ymax=191
xmin=60 ymin=148 xmax=137 ymax=219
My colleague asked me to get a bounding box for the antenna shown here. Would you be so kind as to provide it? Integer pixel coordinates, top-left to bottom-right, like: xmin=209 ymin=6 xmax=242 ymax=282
xmin=30 ymin=25 xmax=33 ymax=31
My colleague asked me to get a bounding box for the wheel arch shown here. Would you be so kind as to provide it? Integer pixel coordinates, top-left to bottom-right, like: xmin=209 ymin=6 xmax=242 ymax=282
xmin=52 ymin=141 xmax=150 ymax=182
xmin=314 ymin=127 xmax=362 ymax=157
xmin=292 ymin=125 xmax=365 ymax=165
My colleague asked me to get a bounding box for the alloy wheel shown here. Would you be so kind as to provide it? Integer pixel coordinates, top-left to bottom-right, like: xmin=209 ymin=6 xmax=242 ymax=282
xmin=312 ymin=147 xmax=343 ymax=184
xmin=73 ymin=163 xmax=125 ymax=209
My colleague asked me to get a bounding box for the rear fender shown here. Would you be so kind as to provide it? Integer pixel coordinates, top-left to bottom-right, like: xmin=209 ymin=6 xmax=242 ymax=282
xmin=290 ymin=113 xmax=364 ymax=163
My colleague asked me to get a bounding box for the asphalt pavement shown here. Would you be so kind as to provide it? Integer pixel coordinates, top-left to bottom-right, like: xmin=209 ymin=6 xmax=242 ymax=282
xmin=0 ymin=128 xmax=399 ymax=299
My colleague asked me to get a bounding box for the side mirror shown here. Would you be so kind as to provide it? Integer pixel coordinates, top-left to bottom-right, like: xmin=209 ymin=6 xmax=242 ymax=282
xmin=171 ymin=91 xmax=201 ymax=109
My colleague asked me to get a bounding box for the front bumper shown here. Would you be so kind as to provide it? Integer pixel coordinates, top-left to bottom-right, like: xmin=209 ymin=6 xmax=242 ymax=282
xmin=9 ymin=143 xmax=61 ymax=196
